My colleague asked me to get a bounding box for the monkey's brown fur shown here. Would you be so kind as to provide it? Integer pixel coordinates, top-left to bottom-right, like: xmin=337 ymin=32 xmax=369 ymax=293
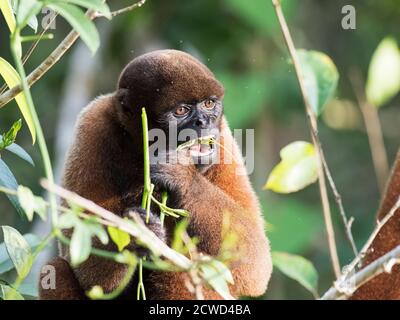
xmin=351 ymin=150 xmax=400 ymax=300
xmin=39 ymin=50 xmax=272 ymax=300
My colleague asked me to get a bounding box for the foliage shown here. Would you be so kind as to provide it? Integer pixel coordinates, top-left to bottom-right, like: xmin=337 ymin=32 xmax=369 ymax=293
xmin=366 ymin=37 xmax=400 ymax=108
xmin=272 ymin=251 xmax=318 ymax=298
xmin=265 ymin=141 xmax=318 ymax=193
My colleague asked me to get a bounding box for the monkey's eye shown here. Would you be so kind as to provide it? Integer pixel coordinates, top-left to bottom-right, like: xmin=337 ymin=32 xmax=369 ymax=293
xmin=174 ymin=106 xmax=190 ymax=117
xmin=203 ymin=99 xmax=216 ymax=109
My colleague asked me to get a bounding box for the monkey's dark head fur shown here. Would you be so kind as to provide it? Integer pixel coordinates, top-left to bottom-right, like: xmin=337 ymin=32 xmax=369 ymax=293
xmin=114 ymin=50 xmax=225 ymax=170
xmin=115 ymin=49 xmax=224 ymax=130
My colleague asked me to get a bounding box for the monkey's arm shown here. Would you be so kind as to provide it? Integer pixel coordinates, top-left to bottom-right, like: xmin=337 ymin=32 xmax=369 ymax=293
xmin=351 ymin=150 xmax=400 ymax=300
xmin=150 ymin=128 xmax=271 ymax=299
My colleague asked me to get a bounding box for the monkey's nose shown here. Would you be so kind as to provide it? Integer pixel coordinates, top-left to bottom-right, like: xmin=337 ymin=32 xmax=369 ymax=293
xmin=195 ymin=118 xmax=207 ymax=128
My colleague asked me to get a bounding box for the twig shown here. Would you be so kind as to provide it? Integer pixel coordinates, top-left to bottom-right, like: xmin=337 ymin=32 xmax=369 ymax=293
xmin=321 ymin=153 xmax=358 ymax=257
xmin=321 ymin=244 xmax=400 ymax=300
xmin=0 ymin=0 xmax=147 ymax=108
xmin=95 ymin=0 xmax=146 ymax=18
xmin=349 ymin=69 xmax=389 ymax=194
xmin=345 ymin=196 xmax=400 ymax=273
xmin=271 ymin=0 xmax=341 ymax=277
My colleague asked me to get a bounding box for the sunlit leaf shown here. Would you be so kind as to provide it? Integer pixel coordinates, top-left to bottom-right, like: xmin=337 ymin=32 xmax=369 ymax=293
xmin=366 ymin=37 xmax=400 ymax=108
xmin=70 ymin=224 xmax=91 ymax=266
xmin=264 ymin=141 xmax=318 ymax=193
xmin=60 ymin=210 xmax=108 ymax=266
xmin=47 ymin=2 xmax=100 ymax=54
xmin=107 ymin=226 xmax=130 ymax=252
xmin=0 ymin=284 xmax=24 ymax=300
xmin=0 ymin=158 xmax=24 ymax=216
xmin=0 ymin=58 xmax=36 ymax=143
xmin=0 ymin=0 xmax=22 ymax=57
xmin=11 ymin=0 xmax=39 ymax=33
xmin=272 ymin=251 xmax=318 ymax=298
xmin=1 ymin=226 xmax=33 ymax=278
xmin=0 ymin=233 xmax=41 ymax=274
xmin=11 ymin=0 xmax=41 ymax=31
xmin=17 ymin=186 xmax=47 ymax=221
xmin=297 ymin=50 xmax=339 ymax=116
xmin=200 ymin=258 xmax=234 ymax=300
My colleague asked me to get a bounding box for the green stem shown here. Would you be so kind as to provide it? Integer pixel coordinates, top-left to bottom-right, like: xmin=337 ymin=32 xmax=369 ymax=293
xmin=138 ymin=107 xmax=151 ymax=300
xmin=160 ymin=191 xmax=168 ymax=227
xmin=90 ymin=259 xmax=137 ymax=300
xmin=136 ymin=258 xmax=146 ymax=300
xmin=10 ymin=30 xmax=58 ymax=227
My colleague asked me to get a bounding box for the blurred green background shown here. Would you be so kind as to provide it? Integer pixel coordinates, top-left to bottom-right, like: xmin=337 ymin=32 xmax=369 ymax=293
xmin=0 ymin=0 xmax=399 ymax=299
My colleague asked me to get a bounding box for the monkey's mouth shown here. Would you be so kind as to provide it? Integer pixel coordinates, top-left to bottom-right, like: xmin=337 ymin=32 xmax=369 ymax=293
xmin=177 ymin=135 xmax=216 ymax=158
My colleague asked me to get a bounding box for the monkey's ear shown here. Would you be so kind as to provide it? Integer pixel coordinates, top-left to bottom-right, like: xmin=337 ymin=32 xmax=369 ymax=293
xmin=115 ymin=88 xmax=132 ymax=114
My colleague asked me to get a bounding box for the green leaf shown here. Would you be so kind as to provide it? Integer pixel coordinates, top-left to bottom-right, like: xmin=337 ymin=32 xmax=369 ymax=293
xmin=5 ymin=143 xmax=34 ymax=165
xmin=11 ymin=0 xmax=39 ymax=33
xmin=17 ymin=186 xmax=47 ymax=221
xmin=200 ymin=258 xmax=234 ymax=300
xmin=297 ymin=50 xmax=339 ymax=116
xmin=70 ymin=224 xmax=92 ymax=266
xmin=366 ymin=37 xmax=400 ymax=108
xmin=0 ymin=233 xmax=41 ymax=274
xmin=107 ymin=226 xmax=130 ymax=252
xmin=272 ymin=251 xmax=319 ymax=298
xmin=1 ymin=226 xmax=33 ymax=278
xmin=0 ymin=58 xmax=36 ymax=143
xmin=47 ymin=2 xmax=100 ymax=54
xmin=18 ymin=283 xmax=38 ymax=298
xmin=0 ymin=119 xmax=22 ymax=150
xmin=264 ymin=141 xmax=318 ymax=193
xmin=0 ymin=158 xmax=24 ymax=216
xmin=52 ymin=0 xmax=111 ymax=19
xmin=0 ymin=284 xmax=24 ymax=300
xmin=0 ymin=0 xmax=16 ymax=31
xmin=0 ymin=0 xmax=22 ymax=57
xmin=59 ymin=209 xmax=109 ymax=266
xmin=11 ymin=0 xmax=41 ymax=30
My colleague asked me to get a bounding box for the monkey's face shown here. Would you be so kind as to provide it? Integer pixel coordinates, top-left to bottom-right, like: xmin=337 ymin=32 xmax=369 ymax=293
xmin=163 ymin=95 xmax=223 ymax=170
xmin=116 ymin=49 xmax=225 ymax=171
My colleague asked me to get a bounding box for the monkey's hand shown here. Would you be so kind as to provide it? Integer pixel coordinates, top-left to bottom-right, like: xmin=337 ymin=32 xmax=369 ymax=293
xmin=150 ymin=151 xmax=196 ymax=199
xmin=122 ymin=207 xmax=166 ymax=257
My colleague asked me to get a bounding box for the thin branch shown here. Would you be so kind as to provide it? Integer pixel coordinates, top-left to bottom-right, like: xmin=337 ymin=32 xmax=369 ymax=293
xmin=345 ymin=196 xmax=400 ymax=273
xmin=95 ymin=0 xmax=146 ymax=18
xmin=321 ymin=153 xmax=358 ymax=257
xmin=0 ymin=0 xmax=146 ymax=108
xmin=271 ymin=0 xmax=341 ymax=277
xmin=321 ymin=245 xmax=400 ymax=300
xmin=349 ymin=69 xmax=389 ymax=194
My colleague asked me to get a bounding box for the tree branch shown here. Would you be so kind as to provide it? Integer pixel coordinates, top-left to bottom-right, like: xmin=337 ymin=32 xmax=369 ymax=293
xmin=271 ymin=0 xmax=341 ymax=277
xmin=349 ymin=69 xmax=389 ymax=194
xmin=0 ymin=0 xmax=147 ymax=109
xmin=321 ymin=245 xmax=400 ymax=300
xmin=321 ymin=195 xmax=400 ymax=299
